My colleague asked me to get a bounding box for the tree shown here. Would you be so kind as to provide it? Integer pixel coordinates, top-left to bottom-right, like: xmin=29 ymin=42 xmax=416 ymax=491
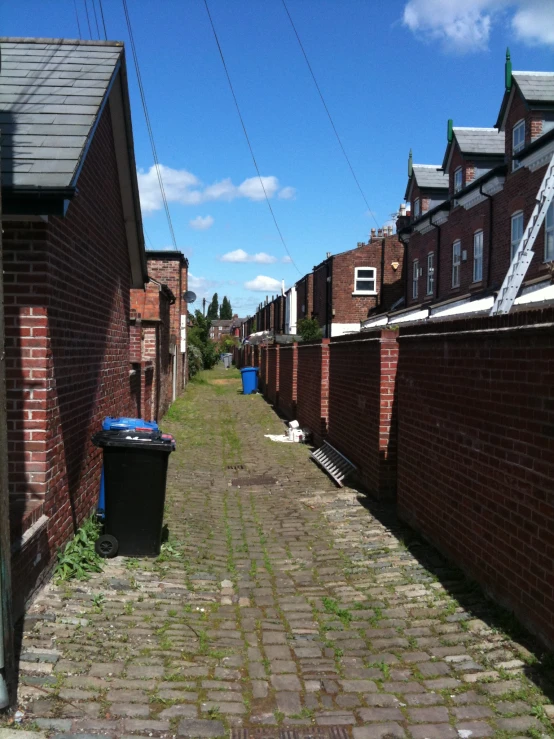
xmin=220 ymin=296 xmax=232 ymax=320
xmin=207 ymin=292 xmax=219 ymax=320
xmin=297 ymin=317 xmax=322 ymax=341
xmin=188 ymin=310 xmax=219 ymax=371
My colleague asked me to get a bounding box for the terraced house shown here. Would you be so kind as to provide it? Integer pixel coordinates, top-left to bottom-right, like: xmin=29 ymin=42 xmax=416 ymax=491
xmin=0 ymin=37 xmax=150 ymax=615
xmin=364 ymin=54 xmax=554 ymax=328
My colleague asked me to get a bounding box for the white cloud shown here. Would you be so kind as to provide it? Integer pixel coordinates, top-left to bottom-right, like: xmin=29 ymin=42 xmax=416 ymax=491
xmin=189 ymin=215 xmax=214 ymax=230
xmin=138 ymin=165 xmax=294 ymax=213
xmin=188 ymin=272 xmax=220 ymax=299
xmin=402 ymin=0 xmax=554 ymax=52
xmin=282 ymin=255 xmax=292 ymax=263
xmin=278 ymin=186 xmax=296 ymax=200
xmin=220 ymin=249 xmax=278 ymax=264
xmin=244 ymin=275 xmax=283 ymax=292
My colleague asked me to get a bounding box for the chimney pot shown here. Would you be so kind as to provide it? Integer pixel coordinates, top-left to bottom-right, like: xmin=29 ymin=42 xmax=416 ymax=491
xmin=378 ymin=228 xmax=383 ymax=236
xmin=326 ymin=251 xmax=331 ymax=259
xmin=371 ymin=228 xmax=376 ymax=237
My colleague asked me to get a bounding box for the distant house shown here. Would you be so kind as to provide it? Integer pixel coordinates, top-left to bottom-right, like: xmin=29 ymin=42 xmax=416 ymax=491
xmin=1 ymin=37 xmax=148 ymax=614
xmin=209 ymin=319 xmax=233 ymax=341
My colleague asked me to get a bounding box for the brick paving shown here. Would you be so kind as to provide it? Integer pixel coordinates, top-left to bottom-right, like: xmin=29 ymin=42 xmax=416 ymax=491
xmin=4 ymin=366 xmax=554 ymax=739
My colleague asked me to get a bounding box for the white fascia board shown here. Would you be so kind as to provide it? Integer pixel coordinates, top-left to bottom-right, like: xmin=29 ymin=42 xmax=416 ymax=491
xmin=331 ymin=322 xmax=361 ymax=337
xmin=515 ymin=281 xmax=554 ymax=306
xmin=431 ymin=295 xmax=494 ymax=319
xmin=393 ymin=308 xmax=429 ymax=324
xmin=362 ymin=315 xmax=389 ymax=329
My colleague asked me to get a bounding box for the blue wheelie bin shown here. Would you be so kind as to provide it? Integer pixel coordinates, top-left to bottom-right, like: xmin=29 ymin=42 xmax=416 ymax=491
xmin=240 ymin=367 xmax=259 ymax=394
xmin=98 ymin=417 xmax=158 ymax=519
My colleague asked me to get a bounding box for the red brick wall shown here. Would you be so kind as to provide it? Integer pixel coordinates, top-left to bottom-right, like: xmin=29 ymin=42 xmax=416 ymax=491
xmin=278 ymin=344 xmax=297 ymax=420
xmin=327 ymin=330 xmax=398 ymax=497
xmin=296 ymin=339 xmax=329 ymax=443
xmin=265 ymin=344 xmax=280 ymax=405
xmin=3 ymin=103 xmax=139 ymax=614
xmin=296 ymin=273 xmax=313 ymax=321
xmin=397 ymin=308 xmax=554 ymax=647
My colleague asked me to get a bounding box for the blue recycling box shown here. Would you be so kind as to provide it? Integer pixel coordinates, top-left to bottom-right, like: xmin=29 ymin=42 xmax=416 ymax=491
xmin=98 ymin=417 xmax=159 ymax=517
xmin=240 ymin=367 xmax=259 ymax=395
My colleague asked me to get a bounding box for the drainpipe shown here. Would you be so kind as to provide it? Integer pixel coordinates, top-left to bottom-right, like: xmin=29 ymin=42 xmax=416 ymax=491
xmin=480 ymin=183 xmax=494 ymax=288
xmin=430 ymin=215 xmax=442 ymax=299
xmin=397 ymin=233 xmax=410 ymax=307
xmin=326 ymin=257 xmax=333 ymax=338
xmin=0 ymin=150 xmax=14 ymax=709
xmin=379 ymin=236 xmax=385 ymax=309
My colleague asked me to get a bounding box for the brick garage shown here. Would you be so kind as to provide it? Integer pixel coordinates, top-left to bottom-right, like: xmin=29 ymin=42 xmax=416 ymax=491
xmin=396 ymin=309 xmax=554 ymax=647
xmin=1 ymin=39 xmax=148 ymax=616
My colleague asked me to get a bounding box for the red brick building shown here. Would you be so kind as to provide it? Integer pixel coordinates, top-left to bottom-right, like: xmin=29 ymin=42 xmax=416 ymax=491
xmin=1 ymin=38 xmax=148 ymax=614
xmin=144 ymin=251 xmax=189 ymax=400
xmin=372 ymin=59 xmax=554 ymax=329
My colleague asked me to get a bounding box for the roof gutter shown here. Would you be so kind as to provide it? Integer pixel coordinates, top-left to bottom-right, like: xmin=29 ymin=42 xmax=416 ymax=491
xmin=2 ymin=186 xmax=76 ymax=216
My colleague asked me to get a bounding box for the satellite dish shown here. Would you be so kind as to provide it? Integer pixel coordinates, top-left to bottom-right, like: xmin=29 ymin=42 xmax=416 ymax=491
xmin=183 ymin=291 xmax=197 ymax=304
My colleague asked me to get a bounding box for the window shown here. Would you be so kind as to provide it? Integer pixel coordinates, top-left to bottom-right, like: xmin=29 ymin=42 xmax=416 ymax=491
xmin=512 ymin=120 xmax=525 ymax=170
xmin=412 ymin=260 xmax=419 ymax=299
xmin=452 ymin=240 xmax=461 ymax=287
xmin=545 ymin=202 xmax=554 ymax=262
xmin=454 ymin=167 xmax=463 ymax=193
xmin=353 ymin=267 xmax=376 ymax=294
xmin=473 ymin=230 xmax=483 ymax=282
xmin=511 ymin=211 xmax=524 ymax=259
xmin=427 ymin=252 xmax=434 ymax=295
xmin=413 ymin=198 xmax=420 ymax=218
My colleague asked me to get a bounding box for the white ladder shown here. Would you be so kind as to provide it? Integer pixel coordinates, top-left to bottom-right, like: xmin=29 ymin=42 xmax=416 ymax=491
xmin=491 ymin=150 xmax=554 ymax=315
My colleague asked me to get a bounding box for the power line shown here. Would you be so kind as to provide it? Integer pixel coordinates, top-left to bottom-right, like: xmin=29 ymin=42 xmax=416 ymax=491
xmin=73 ymin=0 xmax=82 ymax=38
xmin=144 ymin=228 xmax=155 ymax=249
xmin=98 ymin=0 xmax=108 ymax=40
xmin=122 ymin=0 xmax=178 ymax=249
xmin=83 ymin=0 xmax=93 ymax=39
xmin=203 ymin=0 xmax=302 ymax=276
xmin=92 ymin=0 xmax=101 ymax=39
xmin=281 ymin=0 xmax=380 ymax=230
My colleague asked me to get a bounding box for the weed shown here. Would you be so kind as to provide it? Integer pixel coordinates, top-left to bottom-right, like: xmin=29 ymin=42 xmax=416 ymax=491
xmin=206 ymin=706 xmax=222 ymax=720
xmin=123 ymin=602 xmax=133 ymax=615
xmin=322 ymin=597 xmax=352 ymax=626
xmin=54 ymin=516 xmax=103 ymax=582
xmin=91 ymin=593 xmax=105 ymax=611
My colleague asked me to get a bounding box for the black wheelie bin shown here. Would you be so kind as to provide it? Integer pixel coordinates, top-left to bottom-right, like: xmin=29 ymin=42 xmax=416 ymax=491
xmin=92 ymin=428 xmax=175 ymax=558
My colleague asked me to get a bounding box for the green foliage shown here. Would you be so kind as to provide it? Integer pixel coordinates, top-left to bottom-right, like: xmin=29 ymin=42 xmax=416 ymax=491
xmin=297 ymin=317 xmax=322 ymax=341
xmin=207 ymin=292 xmax=219 ymax=320
xmin=54 ymin=516 xmax=104 ymax=582
xmin=322 ymin=596 xmax=352 ymax=625
xmin=220 ymin=295 xmax=232 ymax=320
xmin=188 ymin=309 xmax=219 ymax=370
xmin=188 ymin=345 xmax=203 ymax=377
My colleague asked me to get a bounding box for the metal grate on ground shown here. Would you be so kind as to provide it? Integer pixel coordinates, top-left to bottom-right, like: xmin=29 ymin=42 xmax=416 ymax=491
xmin=231 ymin=727 xmax=350 ymax=739
xmin=310 ymin=441 xmax=356 ymax=487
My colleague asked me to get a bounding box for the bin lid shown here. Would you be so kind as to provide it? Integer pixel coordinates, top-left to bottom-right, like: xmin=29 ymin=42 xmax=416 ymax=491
xmin=103 ymin=417 xmax=159 ymax=431
xmin=240 ymin=366 xmax=258 ymax=373
xmin=93 ymin=429 xmax=175 ymax=451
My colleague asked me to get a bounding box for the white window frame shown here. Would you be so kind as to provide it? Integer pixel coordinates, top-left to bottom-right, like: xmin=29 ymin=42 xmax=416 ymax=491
xmin=512 ymin=119 xmax=525 ymax=171
xmin=473 ymin=230 xmax=483 ymax=282
xmin=452 ymin=240 xmax=461 ymax=288
xmin=454 ymin=167 xmax=463 ymax=194
xmin=426 ymin=252 xmax=434 ymax=295
xmin=353 ymin=266 xmax=377 ymax=295
xmin=413 ymin=198 xmax=420 ymax=219
xmin=545 ymin=202 xmax=554 ymax=262
xmin=412 ymin=259 xmax=419 ymax=300
xmin=511 ymin=211 xmax=524 ymax=259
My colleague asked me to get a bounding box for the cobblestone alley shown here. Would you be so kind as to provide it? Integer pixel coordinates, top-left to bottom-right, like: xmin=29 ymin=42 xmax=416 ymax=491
xmin=6 ymin=367 xmax=554 ymax=739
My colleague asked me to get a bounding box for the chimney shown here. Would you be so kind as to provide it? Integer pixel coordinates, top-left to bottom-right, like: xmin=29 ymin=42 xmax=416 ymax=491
xmin=371 ymin=228 xmax=376 ymax=239
xmin=378 ymin=228 xmax=383 ymax=237
xmin=387 ymin=225 xmax=393 ymax=236
xmin=399 ymin=203 xmax=406 ymax=217
xmin=326 ymin=251 xmax=331 ymax=259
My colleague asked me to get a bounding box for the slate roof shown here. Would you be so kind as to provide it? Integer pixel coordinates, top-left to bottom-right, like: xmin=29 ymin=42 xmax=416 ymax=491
xmin=411 ymin=165 xmax=449 ymax=189
xmin=0 ymin=38 xmax=123 ymax=188
xmin=453 ymin=127 xmax=505 ymax=155
xmin=513 ymin=71 xmax=554 ymax=103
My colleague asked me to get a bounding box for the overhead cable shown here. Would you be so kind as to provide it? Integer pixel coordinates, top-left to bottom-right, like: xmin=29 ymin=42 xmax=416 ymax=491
xmin=122 ymin=0 xmax=178 ymax=249
xmin=281 ymin=0 xmax=380 ymax=229
xmin=203 ymin=0 xmax=302 ymax=275
xmin=92 ymin=0 xmax=101 ymax=39
xmin=73 ymin=0 xmax=82 ymax=38
xmin=98 ymin=0 xmax=108 ymax=40
xmin=83 ymin=0 xmax=93 ymax=39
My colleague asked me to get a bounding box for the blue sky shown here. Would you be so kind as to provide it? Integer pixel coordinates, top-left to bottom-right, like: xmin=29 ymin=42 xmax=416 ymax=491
xmin=3 ymin=0 xmax=553 ymax=316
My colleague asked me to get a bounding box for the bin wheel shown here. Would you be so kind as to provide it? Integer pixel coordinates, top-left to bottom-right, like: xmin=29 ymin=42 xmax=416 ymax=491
xmin=95 ymin=534 xmax=119 ymax=558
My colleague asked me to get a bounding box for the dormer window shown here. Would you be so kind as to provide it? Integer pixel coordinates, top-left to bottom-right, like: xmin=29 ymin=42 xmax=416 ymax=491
xmin=512 ymin=120 xmax=525 ymax=171
xmin=454 ymin=167 xmax=463 ymax=193
xmin=413 ymin=198 xmax=420 ymax=218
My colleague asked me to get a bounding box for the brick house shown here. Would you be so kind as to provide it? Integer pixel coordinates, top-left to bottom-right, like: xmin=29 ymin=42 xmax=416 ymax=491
xmin=130 ymin=278 xmax=175 ymax=422
xmin=209 ymin=319 xmax=233 ymax=342
xmin=295 ymin=272 xmax=313 ymax=323
xmin=144 ymin=250 xmax=189 ymax=400
xmin=1 ymin=38 xmax=148 ymax=614
xmin=310 ymin=232 xmax=404 ymax=337
xmin=374 ymin=59 xmax=554 ymax=329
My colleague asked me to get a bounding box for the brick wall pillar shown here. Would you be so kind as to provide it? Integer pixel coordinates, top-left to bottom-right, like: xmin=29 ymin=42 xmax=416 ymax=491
xmin=266 ymin=344 xmax=280 ymax=406
xmin=378 ymin=329 xmax=399 ymax=498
